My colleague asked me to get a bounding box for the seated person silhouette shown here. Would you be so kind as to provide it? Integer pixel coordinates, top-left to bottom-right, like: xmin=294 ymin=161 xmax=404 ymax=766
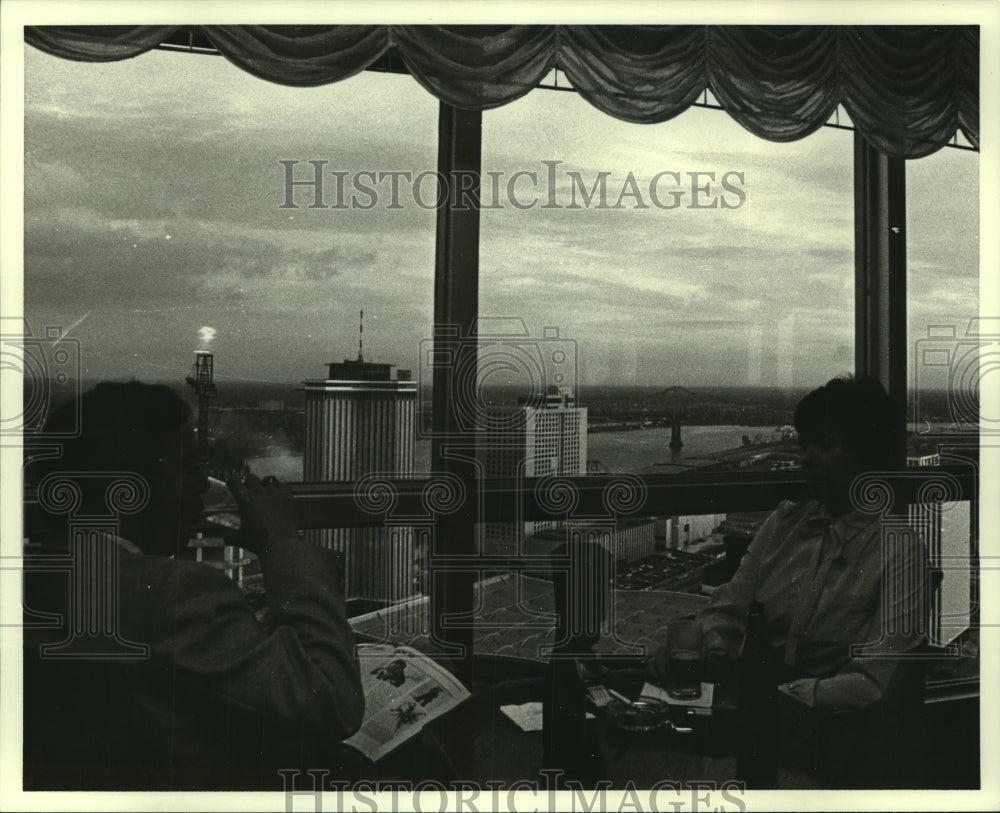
xmin=651 ymin=376 xmax=930 ymax=787
xmin=23 ymin=381 xmax=363 ymax=790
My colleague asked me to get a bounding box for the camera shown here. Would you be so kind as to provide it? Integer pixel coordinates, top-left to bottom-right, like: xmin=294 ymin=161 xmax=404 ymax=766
xmin=418 ymin=317 xmax=578 ymax=438
xmin=913 ymin=318 xmax=998 ymax=437
xmin=1 ymin=317 xmax=81 ymax=437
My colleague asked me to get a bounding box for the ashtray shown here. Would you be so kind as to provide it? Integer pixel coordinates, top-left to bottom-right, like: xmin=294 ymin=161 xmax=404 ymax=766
xmin=606 ymin=695 xmax=671 ymax=732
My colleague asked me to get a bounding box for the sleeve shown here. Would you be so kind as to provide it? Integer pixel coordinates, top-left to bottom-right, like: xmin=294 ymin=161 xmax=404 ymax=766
xmin=147 ymin=539 xmax=363 ymax=741
xmin=696 ymin=503 xmax=788 ymax=660
xmin=781 ymin=532 xmax=931 ymax=712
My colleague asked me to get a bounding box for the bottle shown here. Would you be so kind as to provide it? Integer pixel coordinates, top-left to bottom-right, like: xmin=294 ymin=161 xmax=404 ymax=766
xmin=542 ymin=654 xmax=589 ymax=783
xmin=736 ymin=601 xmax=778 ymax=788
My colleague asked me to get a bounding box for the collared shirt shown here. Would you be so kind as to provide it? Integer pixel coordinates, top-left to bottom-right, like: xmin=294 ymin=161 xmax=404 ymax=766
xmin=697 ymin=499 xmax=929 ymax=711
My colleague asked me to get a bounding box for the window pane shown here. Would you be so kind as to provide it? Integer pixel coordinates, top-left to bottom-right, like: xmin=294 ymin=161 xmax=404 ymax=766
xmin=907 ymin=147 xmax=980 ymax=446
xmin=480 ymin=89 xmax=854 ymax=476
xmin=24 ymin=48 xmax=438 ymax=612
xmin=905 ymin=148 xmax=980 ymax=653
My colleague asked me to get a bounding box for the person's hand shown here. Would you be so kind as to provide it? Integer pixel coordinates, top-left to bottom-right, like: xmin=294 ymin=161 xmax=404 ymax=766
xmin=225 ymin=474 xmax=299 ymax=556
xmin=777 ymin=679 xmax=817 ymax=708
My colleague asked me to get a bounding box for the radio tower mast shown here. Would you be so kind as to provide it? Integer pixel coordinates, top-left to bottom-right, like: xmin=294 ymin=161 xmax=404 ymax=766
xmin=358 ymin=309 xmax=364 ymax=362
xmin=185 ymin=351 xmax=217 ymax=452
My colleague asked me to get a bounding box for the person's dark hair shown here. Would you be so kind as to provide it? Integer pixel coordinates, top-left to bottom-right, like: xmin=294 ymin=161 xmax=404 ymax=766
xmin=793 ymin=376 xmax=898 ymax=471
xmin=29 ymin=381 xmax=192 ymax=519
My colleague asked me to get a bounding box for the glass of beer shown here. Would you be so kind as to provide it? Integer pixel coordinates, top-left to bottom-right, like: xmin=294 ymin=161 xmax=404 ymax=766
xmin=666 ymin=619 xmax=703 ymax=700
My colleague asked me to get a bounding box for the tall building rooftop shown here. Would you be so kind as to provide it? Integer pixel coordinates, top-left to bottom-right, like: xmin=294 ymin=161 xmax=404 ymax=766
xmin=517 ymin=384 xmax=576 ymax=409
xmin=323 ymin=358 xmax=409 ymax=382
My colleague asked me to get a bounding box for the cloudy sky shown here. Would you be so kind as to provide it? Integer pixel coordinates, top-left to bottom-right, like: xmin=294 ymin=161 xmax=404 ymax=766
xmin=22 ymin=41 xmax=979 ymax=390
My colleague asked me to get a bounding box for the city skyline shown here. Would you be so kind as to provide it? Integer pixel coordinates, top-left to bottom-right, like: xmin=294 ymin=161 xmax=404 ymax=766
xmin=20 ymin=41 xmax=979 ymax=390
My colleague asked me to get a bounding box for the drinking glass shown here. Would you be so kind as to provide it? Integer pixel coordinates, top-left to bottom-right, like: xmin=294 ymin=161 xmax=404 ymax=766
xmin=666 ymin=619 xmax=703 ymax=700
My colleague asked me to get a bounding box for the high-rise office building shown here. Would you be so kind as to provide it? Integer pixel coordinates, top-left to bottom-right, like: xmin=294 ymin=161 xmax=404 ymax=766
xmin=303 ymin=357 xmax=418 ymax=604
xmin=479 ymin=385 xmax=588 ymax=556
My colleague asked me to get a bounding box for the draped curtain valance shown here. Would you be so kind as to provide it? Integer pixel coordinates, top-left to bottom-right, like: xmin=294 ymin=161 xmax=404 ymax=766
xmin=25 ymin=24 xmax=979 ymax=158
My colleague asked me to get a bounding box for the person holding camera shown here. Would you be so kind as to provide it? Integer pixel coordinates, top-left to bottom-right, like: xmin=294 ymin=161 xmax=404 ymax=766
xmin=23 ymin=381 xmax=363 ymax=790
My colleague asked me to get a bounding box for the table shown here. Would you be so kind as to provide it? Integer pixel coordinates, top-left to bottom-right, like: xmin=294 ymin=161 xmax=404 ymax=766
xmin=417 ymin=657 xmax=952 ymax=790
xmin=419 ymin=661 xmax=745 ymax=790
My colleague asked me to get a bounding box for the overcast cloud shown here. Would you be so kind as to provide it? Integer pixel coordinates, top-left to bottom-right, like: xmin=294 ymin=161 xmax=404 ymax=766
xmin=23 ymin=44 xmax=978 ymax=388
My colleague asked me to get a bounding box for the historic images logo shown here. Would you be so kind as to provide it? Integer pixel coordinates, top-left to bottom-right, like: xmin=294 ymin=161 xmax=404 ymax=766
xmin=279 ymin=160 xmax=747 ymax=211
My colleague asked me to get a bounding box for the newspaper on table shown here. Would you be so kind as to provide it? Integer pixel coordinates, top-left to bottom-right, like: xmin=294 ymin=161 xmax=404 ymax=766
xmin=345 ymin=644 xmax=471 ymax=762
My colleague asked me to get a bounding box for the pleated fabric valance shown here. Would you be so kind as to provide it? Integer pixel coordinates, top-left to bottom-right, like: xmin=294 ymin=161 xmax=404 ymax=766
xmin=25 ymin=24 xmax=979 ymax=158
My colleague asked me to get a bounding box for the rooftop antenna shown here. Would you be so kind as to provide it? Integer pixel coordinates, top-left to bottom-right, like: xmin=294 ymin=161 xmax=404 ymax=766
xmin=357 ymin=309 xmax=364 ymax=362
xmin=185 ymin=351 xmax=217 ymax=452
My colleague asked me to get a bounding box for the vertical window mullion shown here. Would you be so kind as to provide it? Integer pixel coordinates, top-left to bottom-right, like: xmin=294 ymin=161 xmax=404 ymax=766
xmin=854 ymin=132 xmax=908 ymax=469
xmin=430 ymin=103 xmax=482 ymax=674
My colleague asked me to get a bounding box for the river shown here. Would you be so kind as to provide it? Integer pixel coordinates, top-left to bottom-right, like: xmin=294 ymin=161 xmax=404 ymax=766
xmin=248 ymin=424 xmax=784 ymax=480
